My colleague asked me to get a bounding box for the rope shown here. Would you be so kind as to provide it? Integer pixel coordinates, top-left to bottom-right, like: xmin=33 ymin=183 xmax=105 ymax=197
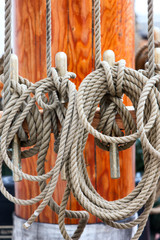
xmin=0 ymin=0 xmax=160 ymax=240
xmin=147 ymin=0 xmax=155 ymax=78
xmin=94 ymin=0 xmax=101 ymax=69
xmin=3 ymin=0 xmax=11 ymax=108
xmin=1 ymin=59 xmax=160 ymax=240
xmin=0 ymin=72 xmax=89 ymax=239
xmin=136 ymin=0 xmax=155 ymax=76
xmin=46 ymin=0 xmax=52 ymax=78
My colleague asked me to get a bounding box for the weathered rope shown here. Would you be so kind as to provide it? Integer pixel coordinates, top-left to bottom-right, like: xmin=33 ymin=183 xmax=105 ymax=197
xmin=147 ymin=0 xmax=155 ymax=78
xmin=75 ymin=64 xmax=160 ymax=240
xmin=3 ymin=0 xmax=11 ymax=108
xmin=46 ymin=0 xmax=52 ymax=78
xmin=94 ymin=0 xmax=101 ymax=69
xmin=0 ymin=0 xmax=160 ymax=240
xmin=1 ymin=59 xmax=160 ymax=240
xmin=136 ymin=0 xmax=155 ymax=77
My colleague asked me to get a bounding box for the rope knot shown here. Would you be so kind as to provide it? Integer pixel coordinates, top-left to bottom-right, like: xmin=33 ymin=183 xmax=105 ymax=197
xmin=60 ymin=72 xmax=76 ymax=103
xmin=101 ymin=59 xmax=126 ymax=98
xmin=52 ymin=68 xmax=76 ymax=104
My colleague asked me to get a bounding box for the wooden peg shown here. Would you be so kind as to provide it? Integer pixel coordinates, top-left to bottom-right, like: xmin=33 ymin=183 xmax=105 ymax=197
xmin=103 ymin=50 xmax=115 ymax=67
xmin=154 ymin=27 xmax=160 ymax=42
xmin=103 ymin=50 xmax=120 ymax=179
xmin=11 ymin=54 xmax=22 ymax=182
xmin=55 ymin=52 xmax=67 ymax=181
xmin=109 ymin=143 xmax=120 ymax=179
xmin=155 ymin=48 xmax=160 ymax=90
xmin=155 ymin=48 xmax=160 ymax=67
xmin=55 ymin=52 xmax=67 ymax=104
xmin=154 ymin=27 xmax=160 ymax=89
xmin=55 ymin=52 xmax=67 ymax=77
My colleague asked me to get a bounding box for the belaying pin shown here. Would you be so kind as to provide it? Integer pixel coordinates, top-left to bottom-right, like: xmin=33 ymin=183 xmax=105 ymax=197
xmin=11 ymin=54 xmax=22 ymax=182
xmin=103 ymin=50 xmax=120 ymax=179
xmin=55 ymin=52 xmax=67 ymax=180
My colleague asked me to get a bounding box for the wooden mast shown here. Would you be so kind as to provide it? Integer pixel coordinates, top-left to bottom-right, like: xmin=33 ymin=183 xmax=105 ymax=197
xmin=12 ymin=0 xmax=135 ymax=224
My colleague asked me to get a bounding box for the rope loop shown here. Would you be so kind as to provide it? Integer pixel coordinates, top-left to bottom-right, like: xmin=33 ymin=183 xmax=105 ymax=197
xmin=101 ymin=61 xmax=116 ymax=96
xmin=101 ymin=60 xmax=125 ymax=98
xmin=95 ymin=60 xmax=128 ymax=151
xmin=35 ymin=83 xmax=59 ymax=110
xmin=51 ymin=67 xmax=76 ymax=104
xmin=59 ymin=72 xmax=76 ymax=103
xmin=116 ymin=59 xmax=126 ymax=98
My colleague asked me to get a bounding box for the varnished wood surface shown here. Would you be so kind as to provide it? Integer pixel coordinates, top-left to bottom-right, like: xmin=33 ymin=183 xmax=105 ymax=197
xmin=12 ymin=0 xmax=135 ymax=224
xmin=67 ymin=0 xmax=95 ymax=223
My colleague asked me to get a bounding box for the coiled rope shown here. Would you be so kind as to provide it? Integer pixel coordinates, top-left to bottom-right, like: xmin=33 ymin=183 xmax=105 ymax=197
xmin=0 ymin=0 xmax=160 ymax=239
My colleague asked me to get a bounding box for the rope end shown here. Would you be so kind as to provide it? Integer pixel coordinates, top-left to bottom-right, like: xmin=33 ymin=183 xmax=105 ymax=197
xmin=23 ymin=222 xmax=31 ymax=230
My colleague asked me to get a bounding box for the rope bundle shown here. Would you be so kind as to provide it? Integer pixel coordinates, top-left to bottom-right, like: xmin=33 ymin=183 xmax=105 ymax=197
xmin=1 ymin=0 xmax=160 ymax=239
xmin=0 ymin=69 xmax=90 ymax=239
xmin=0 ymin=57 xmax=160 ymax=240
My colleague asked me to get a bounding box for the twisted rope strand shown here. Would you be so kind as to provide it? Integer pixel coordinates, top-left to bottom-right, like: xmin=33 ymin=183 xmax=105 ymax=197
xmin=3 ymin=0 xmax=11 ymax=108
xmin=46 ymin=0 xmax=52 ymax=77
xmin=147 ymin=0 xmax=155 ymax=78
xmin=1 ymin=56 xmax=160 ymax=240
xmin=94 ymin=0 xmax=101 ymax=69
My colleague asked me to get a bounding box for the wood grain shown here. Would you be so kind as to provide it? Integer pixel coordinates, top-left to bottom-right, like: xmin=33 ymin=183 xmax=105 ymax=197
xmin=68 ymin=0 xmax=96 ymax=224
xmin=12 ymin=0 xmax=135 ymax=225
xmin=96 ymin=1 xmax=135 ymax=224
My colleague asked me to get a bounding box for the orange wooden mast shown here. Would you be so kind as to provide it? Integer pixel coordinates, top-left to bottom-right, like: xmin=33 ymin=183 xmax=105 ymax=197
xmin=12 ymin=0 xmax=135 ymax=224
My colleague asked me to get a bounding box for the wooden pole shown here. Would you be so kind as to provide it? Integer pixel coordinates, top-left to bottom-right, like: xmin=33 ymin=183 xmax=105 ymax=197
xmin=12 ymin=0 xmax=135 ymax=224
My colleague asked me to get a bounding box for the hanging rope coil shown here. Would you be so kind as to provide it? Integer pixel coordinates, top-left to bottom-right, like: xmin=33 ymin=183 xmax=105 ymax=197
xmin=0 ymin=70 xmax=89 ymax=239
xmin=67 ymin=63 xmax=160 ymax=240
